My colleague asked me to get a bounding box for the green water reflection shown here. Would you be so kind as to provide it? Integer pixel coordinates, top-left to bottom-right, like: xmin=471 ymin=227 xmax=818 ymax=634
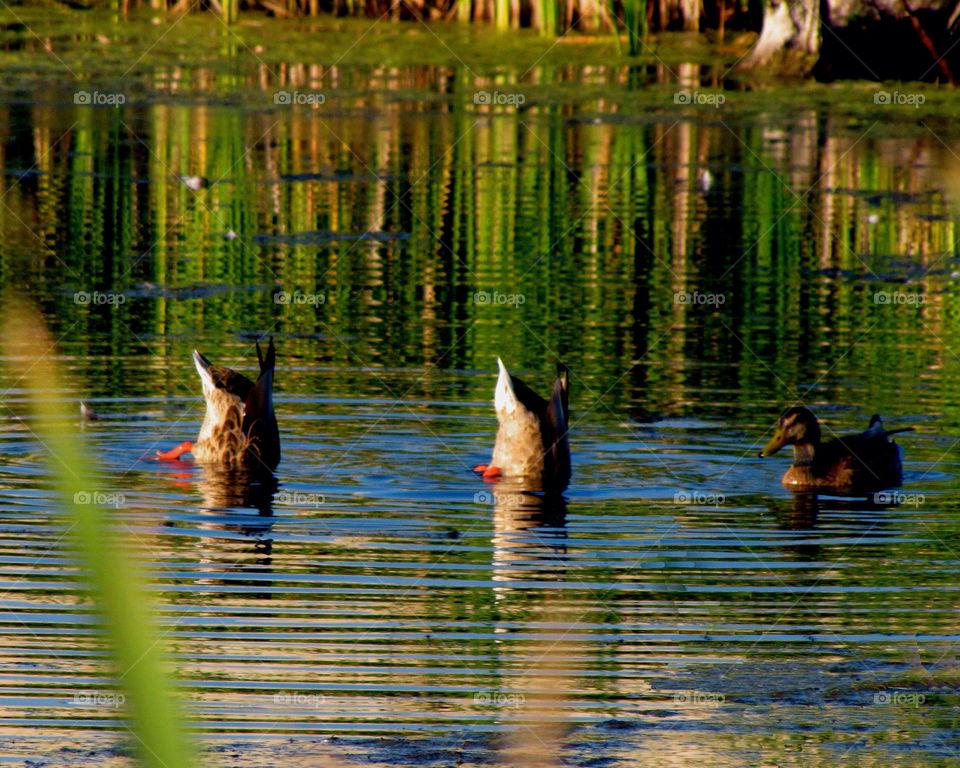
xmin=4 ymin=94 xmax=958 ymax=419
xmin=1 ymin=12 xmax=960 ymax=767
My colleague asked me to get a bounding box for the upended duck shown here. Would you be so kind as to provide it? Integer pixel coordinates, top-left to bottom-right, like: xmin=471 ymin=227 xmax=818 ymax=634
xmin=474 ymin=358 xmax=570 ymax=492
xmin=154 ymin=339 xmax=280 ymax=471
xmin=758 ymin=406 xmax=912 ymax=491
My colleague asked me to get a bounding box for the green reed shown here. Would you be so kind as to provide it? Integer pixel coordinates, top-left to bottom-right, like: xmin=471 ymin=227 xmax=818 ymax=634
xmin=620 ymin=0 xmax=647 ymax=53
xmin=45 ymin=0 xmax=718 ymax=45
xmin=1 ymin=303 xmax=195 ymax=768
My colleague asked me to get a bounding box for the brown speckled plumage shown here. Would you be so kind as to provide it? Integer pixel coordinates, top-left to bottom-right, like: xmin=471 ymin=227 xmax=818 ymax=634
xmin=193 ymin=339 xmax=280 ymax=471
xmin=486 ymin=358 xmax=570 ymax=492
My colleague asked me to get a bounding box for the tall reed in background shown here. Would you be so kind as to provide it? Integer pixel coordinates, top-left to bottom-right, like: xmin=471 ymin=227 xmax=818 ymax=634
xmin=620 ymin=0 xmax=647 ymax=53
xmin=109 ymin=0 xmax=718 ymax=47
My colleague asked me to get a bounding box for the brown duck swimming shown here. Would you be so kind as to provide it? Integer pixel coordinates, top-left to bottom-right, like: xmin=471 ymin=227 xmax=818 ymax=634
xmin=155 ymin=339 xmax=280 ymax=471
xmin=474 ymin=358 xmax=570 ymax=492
xmin=758 ymin=406 xmax=912 ymax=491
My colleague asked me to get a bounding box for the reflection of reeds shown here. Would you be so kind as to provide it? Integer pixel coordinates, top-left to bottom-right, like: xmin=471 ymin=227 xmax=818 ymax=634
xmin=2 ymin=94 xmax=958 ymax=421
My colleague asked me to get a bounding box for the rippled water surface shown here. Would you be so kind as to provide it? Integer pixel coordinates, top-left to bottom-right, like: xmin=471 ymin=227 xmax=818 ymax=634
xmin=1 ymin=10 xmax=960 ymax=767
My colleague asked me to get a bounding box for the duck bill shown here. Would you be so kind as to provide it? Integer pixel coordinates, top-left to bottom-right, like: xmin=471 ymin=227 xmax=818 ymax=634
xmin=759 ymin=430 xmax=786 ymax=458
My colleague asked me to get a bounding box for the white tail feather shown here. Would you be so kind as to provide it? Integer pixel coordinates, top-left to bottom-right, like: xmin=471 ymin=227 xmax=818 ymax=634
xmin=494 ymin=357 xmax=518 ymax=417
xmin=192 ymin=351 xmax=216 ymax=397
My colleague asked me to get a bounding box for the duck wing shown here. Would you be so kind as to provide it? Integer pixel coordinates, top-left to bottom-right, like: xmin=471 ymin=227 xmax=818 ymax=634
xmin=504 ymin=368 xmax=548 ymax=417
xmin=242 ymin=338 xmax=280 ymax=469
xmin=543 ymin=364 xmax=570 ymax=491
xmin=817 ymin=427 xmax=903 ymax=489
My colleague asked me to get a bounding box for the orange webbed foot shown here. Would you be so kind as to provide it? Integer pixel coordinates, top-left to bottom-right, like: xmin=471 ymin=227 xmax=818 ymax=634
xmin=148 ymin=441 xmax=194 ymax=461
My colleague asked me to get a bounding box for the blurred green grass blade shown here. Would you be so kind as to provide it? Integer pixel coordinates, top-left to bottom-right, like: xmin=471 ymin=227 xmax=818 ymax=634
xmin=621 ymin=0 xmax=647 ymax=54
xmin=2 ymin=303 xmax=195 ymax=768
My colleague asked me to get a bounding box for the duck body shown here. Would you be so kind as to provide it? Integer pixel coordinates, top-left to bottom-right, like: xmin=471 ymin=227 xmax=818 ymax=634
xmin=480 ymin=358 xmax=570 ymax=492
xmin=759 ymin=406 xmax=910 ymax=492
xmin=156 ymin=339 xmax=280 ymax=471
xmin=193 ymin=339 xmax=280 ymax=471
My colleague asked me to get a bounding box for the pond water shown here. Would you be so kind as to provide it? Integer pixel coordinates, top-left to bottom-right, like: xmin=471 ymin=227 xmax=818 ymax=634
xmin=1 ymin=9 xmax=960 ymax=767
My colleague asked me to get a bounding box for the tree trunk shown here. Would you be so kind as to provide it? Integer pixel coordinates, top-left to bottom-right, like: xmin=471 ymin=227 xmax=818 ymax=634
xmin=740 ymin=0 xmax=819 ymax=72
xmin=741 ymin=0 xmax=959 ymax=80
xmin=679 ymin=0 xmax=698 ymax=28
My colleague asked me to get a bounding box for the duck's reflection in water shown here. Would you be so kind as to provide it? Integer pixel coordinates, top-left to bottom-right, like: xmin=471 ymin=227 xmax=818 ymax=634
xmin=768 ymin=489 xmax=904 ymax=528
xmin=195 ymin=466 xmax=278 ymax=518
xmin=185 ymin=466 xmax=278 ymax=595
xmin=764 ymin=489 xmax=904 ymax=562
xmin=489 ymin=479 xmax=568 ymax=595
xmin=768 ymin=491 xmax=820 ymax=530
xmin=485 ymin=480 xmax=580 ymax=747
xmin=759 ymin=492 xmax=823 ymax=561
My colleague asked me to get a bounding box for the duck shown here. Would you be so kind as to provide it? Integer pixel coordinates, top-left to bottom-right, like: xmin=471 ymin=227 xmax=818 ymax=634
xmin=758 ymin=406 xmax=912 ymax=491
xmin=154 ymin=339 xmax=280 ymax=471
xmin=474 ymin=358 xmax=570 ymax=492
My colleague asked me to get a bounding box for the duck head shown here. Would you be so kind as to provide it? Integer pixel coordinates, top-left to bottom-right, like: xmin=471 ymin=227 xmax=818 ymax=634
xmin=759 ymin=406 xmax=820 ymax=458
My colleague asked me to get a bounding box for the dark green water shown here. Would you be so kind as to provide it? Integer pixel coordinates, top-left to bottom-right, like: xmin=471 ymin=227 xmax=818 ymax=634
xmin=0 ymin=9 xmax=959 ymax=767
